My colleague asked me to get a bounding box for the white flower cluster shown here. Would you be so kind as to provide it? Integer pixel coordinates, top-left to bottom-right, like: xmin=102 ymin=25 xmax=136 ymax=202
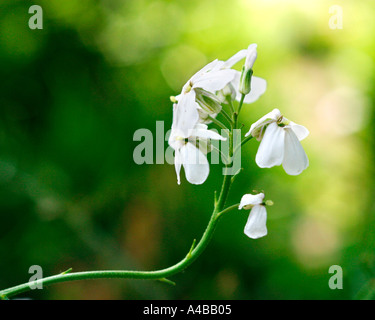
xmin=168 ymin=44 xmax=309 ymax=239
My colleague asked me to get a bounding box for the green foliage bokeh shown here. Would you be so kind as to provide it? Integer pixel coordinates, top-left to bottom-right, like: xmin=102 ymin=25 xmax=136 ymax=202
xmin=1 ymin=0 xmax=375 ymax=299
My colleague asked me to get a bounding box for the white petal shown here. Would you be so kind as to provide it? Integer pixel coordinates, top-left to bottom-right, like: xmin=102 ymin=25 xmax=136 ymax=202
xmin=192 ymin=123 xmax=208 ymax=131
xmin=186 ymin=123 xmax=226 ymax=141
xmin=181 ymin=143 xmax=209 ymax=185
xmin=245 ymin=108 xmax=281 ymax=138
xmin=221 ymin=49 xmax=247 ymax=69
xmin=169 ymin=106 xmax=186 ymax=150
xmin=170 ymin=104 xmax=181 ymax=134
xmin=289 ymin=122 xmax=309 ymax=141
xmin=209 ymin=60 xmax=226 ymax=72
xmin=174 ymin=92 xmax=200 ymax=137
xmin=244 ymin=205 xmax=267 ymax=239
xmin=194 ymin=69 xmax=236 ymax=93
xmin=242 ymin=76 xmax=267 ymax=104
xmin=244 ymin=44 xmax=257 ymax=70
xmin=168 ymin=128 xmax=184 ymax=151
xmin=190 ymin=128 xmax=226 ymax=141
xmin=255 ymin=122 xmax=285 ymax=168
xmin=282 ymin=128 xmax=309 ymax=175
xmin=174 ymin=148 xmax=183 ymax=185
xmin=239 ymin=193 xmax=265 ymax=210
xmin=190 ymin=59 xmax=221 ymax=82
xmin=196 ymin=138 xmax=212 ymax=155
xmin=229 ymin=71 xmax=240 ymax=91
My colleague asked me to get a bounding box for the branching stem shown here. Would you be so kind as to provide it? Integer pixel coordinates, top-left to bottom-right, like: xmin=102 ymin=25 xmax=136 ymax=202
xmin=0 ymin=91 xmax=249 ymax=300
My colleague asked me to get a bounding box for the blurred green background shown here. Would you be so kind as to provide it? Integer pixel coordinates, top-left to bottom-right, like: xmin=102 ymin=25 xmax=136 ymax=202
xmin=1 ymin=0 xmax=374 ymax=300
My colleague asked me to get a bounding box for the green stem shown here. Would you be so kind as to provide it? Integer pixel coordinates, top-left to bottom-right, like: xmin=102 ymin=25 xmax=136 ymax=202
xmin=237 ymin=94 xmax=246 ymax=115
xmin=215 ymin=203 xmax=239 ymax=220
xmin=0 ymin=198 xmax=238 ymax=299
xmin=240 ymin=134 xmax=254 ymax=147
xmin=233 ymin=135 xmax=253 ymax=156
xmin=220 ymin=109 xmax=233 ymax=126
xmin=0 ymin=92 xmax=252 ymax=300
xmin=231 ymin=93 xmax=253 ymax=157
xmin=211 ymin=144 xmax=230 ymax=165
xmin=208 ymin=116 xmax=228 ymax=130
xmin=226 ymin=98 xmax=235 ymax=115
xmin=0 ymin=131 xmax=238 ymax=300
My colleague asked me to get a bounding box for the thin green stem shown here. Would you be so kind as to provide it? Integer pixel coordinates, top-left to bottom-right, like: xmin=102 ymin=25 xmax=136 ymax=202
xmin=157 ymin=278 xmax=176 ymax=286
xmin=0 ymin=92 xmax=251 ymax=300
xmin=60 ymin=268 xmax=73 ymax=275
xmin=237 ymin=94 xmax=246 ymax=115
xmin=240 ymin=134 xmax=254 ymax=147
xmin=187 ymin=239 xmax=197 ymax=259
xmin=208 ymin=116 xmax=228 ymax=130
xmin=215 ymin=112 xmax=236 ymax=213
xmin=211 ymin=144 xmax=229 ymax=166
xmin=0 ymin=199 xmax=231 ymax=299
xmin=220 ymin=109 xmax=233 ymax=125
xmin=214 ymin=203 xmax=239 ymax=220
xmin=0 ymin=129 xmax=238 ymax=300
xmin=227 ymin=98 xmax=235 ymax=115
xmin=233 ymin=135 xmax=253 ymax=156
xmin=231 ymin=168 xmax=243 ymax=184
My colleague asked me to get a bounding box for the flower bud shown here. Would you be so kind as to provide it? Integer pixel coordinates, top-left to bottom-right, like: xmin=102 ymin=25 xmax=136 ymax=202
xmin=239 ymin=66 xmax=253 ymax=95
xmin=197 ymin=109 xmax=211 ymax=124
xmin=244 ymin=44 xmax=257 ymax=70
xmin=239 ymin=44 xmax=257 ymax=95
xmin=195 ymin=88 xmax=222 ymax=117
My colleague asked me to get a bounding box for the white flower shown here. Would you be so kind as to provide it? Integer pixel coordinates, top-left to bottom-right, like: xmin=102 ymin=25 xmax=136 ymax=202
xmin=175 ymin=60 xmax=236 ymax=128
xmin=169 ymin=105 xmax=226 ymax=185
xmin=239 ymin=193 xmax=267 ymax=239
xmin=220 ymin=44 xmax=267 ymax=104
xmin=245 ymin=108 xmax=309 ymax=175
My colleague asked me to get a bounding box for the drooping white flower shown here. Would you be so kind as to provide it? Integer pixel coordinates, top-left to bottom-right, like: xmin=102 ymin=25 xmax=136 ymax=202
xmin=220 ymin=44 xmax=267 ymax=104
xmin=169 ymin=105 xmax=226 ymax=185
xmin=245 ymin=108 xmax=309 ymax=175
xmin=239 ymin=193 xmax=267 ymax=239
xmin=174 ymin=60 xmax=237 ymax=128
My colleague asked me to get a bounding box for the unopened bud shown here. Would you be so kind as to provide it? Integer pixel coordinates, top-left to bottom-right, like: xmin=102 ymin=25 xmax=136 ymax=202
xmin=195 ymin=89 xmax=222 ymax=115
xmin=197 ymin=109 xmax=211 ymax=124
xmin=244 ymin=44 xmax=257 ymax=70
xmin=239 ymin=67 xmax=253 ymax=95
xmin=239 ymin=44 xmax=257 ymax=95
